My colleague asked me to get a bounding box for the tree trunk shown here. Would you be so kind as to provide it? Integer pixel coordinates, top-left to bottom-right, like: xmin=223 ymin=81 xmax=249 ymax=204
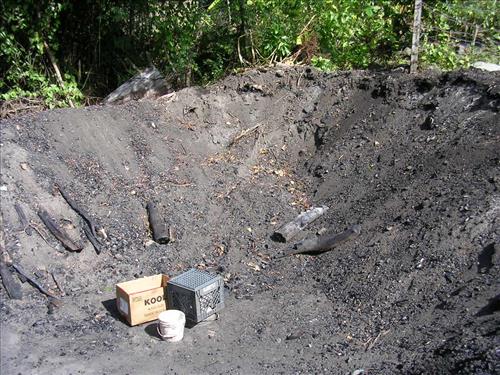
xmin=410 ymin=0 xmax=423 ymax=74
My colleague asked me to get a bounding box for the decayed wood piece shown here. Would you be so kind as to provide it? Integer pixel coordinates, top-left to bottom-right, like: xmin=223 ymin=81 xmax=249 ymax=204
xmin=12 ymin=263 xmax=58 ymax=299
xmin=51 ymin=272 xmax=65 ymax=295
xmin=272 ymin=205 xmax=329 ymax=243
xmin=56 ymin=184 xmax=103 ymax=253
xmin=38 ymin=209 xmax=82 ymax=252
xmin=56 ymin=185 xmax=99 ymax=237
xmin=146 ymin=201 xmax=170 ymax=244
xmin=277 ymin=224 xmax=361 ymax=258
xmin=0 ymin=224 xmax=23 ymax=299
xmin=14 ymin=203 xmax=32 ymax=236
xmin=0 ymin=262 xmax=23 ymax=299
xmin=83 ymin=225 xmax=102 ymax=254
xmin=103 ymin=66 xmax=171 ymax=104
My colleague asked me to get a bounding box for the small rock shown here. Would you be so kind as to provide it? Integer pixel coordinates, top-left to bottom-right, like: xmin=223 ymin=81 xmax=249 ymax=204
xmin=416 ymin=258 xmax=425 ymax=269
xmin=421 ymin=115 xmax=436 ymax=130
xmin=276 ymin=70 xmax=284 ymax=78
xmin=286 ymin=332 xmax=303 ymax=340
xmin=472 ymin=61 xmax=500 ymax=72
xmin=144 ymin=240 xmax=155 ymax=247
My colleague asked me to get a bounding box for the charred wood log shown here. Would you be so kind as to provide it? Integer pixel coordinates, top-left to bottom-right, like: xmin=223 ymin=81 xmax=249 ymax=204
xmin=56 ymin=185 xmax=103 ymax=253
xmin=38 ymin=209 xmax=82 ymax=252
xmin=56 ymin=185 xmax=100 ymax=238
xmin=0 ymin=262 xmax=23 ymax=299
xmin=14 ymin=203 xmax=32 ymax=236
xmin=147 ymin=201 xmax=170 ymax=244
xmin=83 ymin=225 xmax=102 ymax=254
xmin=277 ymin=224 xmax=361 ymax=258
xmin=12 ymin=263 xmax=59 ymax=299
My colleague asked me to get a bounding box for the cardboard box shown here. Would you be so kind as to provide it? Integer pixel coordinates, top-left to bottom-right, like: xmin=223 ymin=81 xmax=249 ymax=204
xmin=116 ymin=274 xmax=169 ymax=326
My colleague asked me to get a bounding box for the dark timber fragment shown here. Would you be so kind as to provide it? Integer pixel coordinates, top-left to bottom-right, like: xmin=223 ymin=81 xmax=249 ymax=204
xmin=38 ymin=209 xmax=82 ymax=252
xmin=12 ymin=263 xmax=59 ymax=299
xmin=14 ymin=203 xmax=32 ymax=236
xmin=56 ymin=185 xmax=99 ymax=237
xmin=0 ymin=262 xmax=23 ymax=299
xmin=147 ymin=201 xmax=170 ymax=244
xmin=277 ymin=225 xmax=361 ymax=258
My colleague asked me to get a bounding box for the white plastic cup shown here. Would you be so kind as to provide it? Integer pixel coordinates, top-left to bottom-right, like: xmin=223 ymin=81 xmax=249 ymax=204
xmin=157 ymin=310 xmax=186 ymax=342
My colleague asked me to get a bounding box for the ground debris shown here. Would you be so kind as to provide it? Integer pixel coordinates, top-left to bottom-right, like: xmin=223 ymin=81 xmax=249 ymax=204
xmin=38 ymin=209 xmax=82 ymax=252
xmin=0 ymin=66 xmax=499 ymax=374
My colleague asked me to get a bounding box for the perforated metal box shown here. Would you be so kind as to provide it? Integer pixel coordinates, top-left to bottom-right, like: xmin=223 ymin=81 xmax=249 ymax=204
xmin=166 ymin=269 xmax=224 ymax=323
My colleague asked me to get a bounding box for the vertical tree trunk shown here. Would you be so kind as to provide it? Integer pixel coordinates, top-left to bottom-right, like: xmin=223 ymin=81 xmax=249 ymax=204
xmin=410 ymin=0 xmax=423 ymax=74
xmin=43 ymin=40 xmax=75 ymax=107
xmin=237 ymin=0 xmax=248 ymax=62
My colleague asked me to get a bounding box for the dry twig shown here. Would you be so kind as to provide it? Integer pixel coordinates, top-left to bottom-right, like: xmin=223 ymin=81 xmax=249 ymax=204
xmin=365 ymin=330 xmax=391 ymax=351
xmin=228 ymin=124 xmax=261 ymax=147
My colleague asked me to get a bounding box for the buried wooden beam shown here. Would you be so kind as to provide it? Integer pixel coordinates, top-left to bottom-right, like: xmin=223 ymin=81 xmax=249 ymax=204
xmin=0 ymin=225 xmax=23 ymax=299
xmin=14 ymin=203 xmax=32 ymax=236
xmin=38 ymin=209 xmax=82 ymax=252
xmin=83 ymin=225 xmax=102 ymax=254
xmin=146 ymin=202 xmax=170 ymax=244
xmin=12 ymin=263 xmax=59 ymax=299
xmin=272 ymin=205 xmax=329 ymax=243
xmin=0 ymin=262 xmax=23 ymax=300
xmin=56 ymin=185 xmax=101 ymax=240
xmin=276 ymin=224 xmax=361 ymax=258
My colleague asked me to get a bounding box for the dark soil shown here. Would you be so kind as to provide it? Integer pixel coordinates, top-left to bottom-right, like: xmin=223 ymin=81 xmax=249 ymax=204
xmin=1 ymin=66 xmax=499 ymax=375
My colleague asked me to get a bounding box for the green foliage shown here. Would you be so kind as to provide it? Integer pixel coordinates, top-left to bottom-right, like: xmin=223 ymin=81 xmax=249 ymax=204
xmin=0 ymin=0 xmax=83 ymax=108
xmin=313 ymin=1 xmax=409 ymax=69
xmin=420 ymin=0 xmax=500 ymax=70
xmin=0 ymin=0 xmax=499 ymax=111
xmin=311 ymin=56 xmax=336 ymax=71
xmin=247 ymin=0 xmax=308 ymax=60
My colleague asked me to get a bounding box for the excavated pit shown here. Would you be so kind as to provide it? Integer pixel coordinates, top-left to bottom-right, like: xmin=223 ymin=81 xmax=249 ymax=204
xmin=1 ymin=66 xmax=499 ymax=374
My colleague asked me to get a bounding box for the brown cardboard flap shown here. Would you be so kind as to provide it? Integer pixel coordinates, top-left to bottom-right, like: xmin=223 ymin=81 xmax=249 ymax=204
xmin=117 ymin=274 xmax=168 ymax=294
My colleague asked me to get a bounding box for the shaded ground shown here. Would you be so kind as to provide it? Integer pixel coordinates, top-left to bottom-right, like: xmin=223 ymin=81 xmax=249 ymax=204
xmin=0 ymin=66 xmax=499 ymax=374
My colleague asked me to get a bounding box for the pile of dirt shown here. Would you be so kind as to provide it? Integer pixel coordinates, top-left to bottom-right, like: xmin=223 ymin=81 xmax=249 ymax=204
xmin=1 ymin=66 xmax=498 ymax=374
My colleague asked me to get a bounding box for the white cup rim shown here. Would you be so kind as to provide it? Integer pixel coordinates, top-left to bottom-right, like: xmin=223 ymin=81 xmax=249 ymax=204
xmin=158 ymin=309 xmax=185 ymax=322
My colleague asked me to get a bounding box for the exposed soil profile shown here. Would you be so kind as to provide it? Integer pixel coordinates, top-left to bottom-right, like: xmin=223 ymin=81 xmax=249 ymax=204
xmin=1 ymin=66 xmax=499 ymax=374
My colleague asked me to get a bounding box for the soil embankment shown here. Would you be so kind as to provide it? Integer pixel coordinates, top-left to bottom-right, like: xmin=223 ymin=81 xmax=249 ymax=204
xmin=1 ymin=66 xmax=499 ymax=374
